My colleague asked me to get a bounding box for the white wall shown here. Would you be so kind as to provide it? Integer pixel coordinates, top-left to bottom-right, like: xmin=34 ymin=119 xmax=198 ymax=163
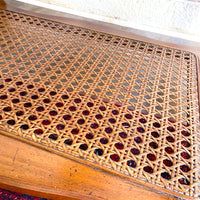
xmin=17 ymin=0 xmax=200 ymax=41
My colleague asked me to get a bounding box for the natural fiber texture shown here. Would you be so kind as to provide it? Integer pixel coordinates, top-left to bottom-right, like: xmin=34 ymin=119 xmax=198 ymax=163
xmin=0 ymin=9 xmax=199 ymax=198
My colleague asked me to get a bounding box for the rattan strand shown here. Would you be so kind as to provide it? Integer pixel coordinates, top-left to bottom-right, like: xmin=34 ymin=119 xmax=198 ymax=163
xmin=0 ymin=9 xmax=199 ymax=198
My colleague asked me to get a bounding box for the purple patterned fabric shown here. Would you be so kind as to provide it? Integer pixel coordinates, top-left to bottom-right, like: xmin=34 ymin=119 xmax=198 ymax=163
xmin=0 ymin=188 xmax=51 ymax=200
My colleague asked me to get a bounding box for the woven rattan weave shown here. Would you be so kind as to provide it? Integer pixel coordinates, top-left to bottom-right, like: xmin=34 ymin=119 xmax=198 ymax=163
xmin=0 ymin=9 xmax=199 ymax=199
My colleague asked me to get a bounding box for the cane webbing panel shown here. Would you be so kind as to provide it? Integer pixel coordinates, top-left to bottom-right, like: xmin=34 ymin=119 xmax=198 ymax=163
xmin=0 ymin=9 xmax=199 ymax=198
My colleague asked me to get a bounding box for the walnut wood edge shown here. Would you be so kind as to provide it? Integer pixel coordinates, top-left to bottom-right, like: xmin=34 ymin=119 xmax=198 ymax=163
xmin=0 ymin=177 xmax=83 ymax=200
xmin=0 ymin=129 xmax=197 ymax=200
